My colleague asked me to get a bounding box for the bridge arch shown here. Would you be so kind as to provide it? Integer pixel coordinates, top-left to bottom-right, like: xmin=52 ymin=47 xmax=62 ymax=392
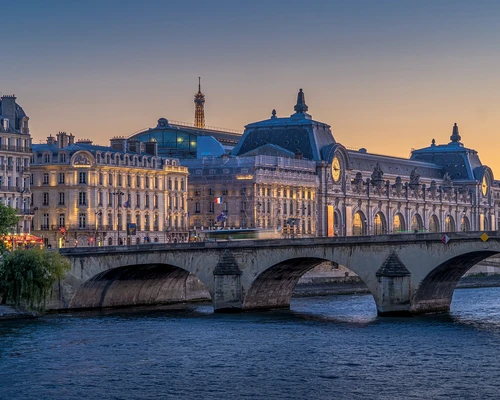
xmin=242 ymin=255 xmax=377 ymax=312
xmin=412 ymin=250 xmax=499 ymax=314
xmin=69 ymin=262 xmax=211 ymax=310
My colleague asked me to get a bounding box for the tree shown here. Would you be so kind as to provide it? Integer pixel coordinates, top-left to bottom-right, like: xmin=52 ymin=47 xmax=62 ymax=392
xmin=0 ymin=203 xmax=20 ymax=253
xmin=0 ymin=248 xmax=71 ymax=310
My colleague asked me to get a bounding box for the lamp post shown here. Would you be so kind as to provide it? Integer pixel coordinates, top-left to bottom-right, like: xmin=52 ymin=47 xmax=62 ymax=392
xmin=112 ymin=191 xmax=124 ymax=245
xmin=95 ymin=211 xmax=102 ymax=246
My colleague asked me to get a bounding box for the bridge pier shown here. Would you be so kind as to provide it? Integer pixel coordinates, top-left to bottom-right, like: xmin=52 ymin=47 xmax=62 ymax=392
xmin=375 ymin=252 xmax=412 ymax=316
xmin=213 ymin=250 xmax=243 ymax=312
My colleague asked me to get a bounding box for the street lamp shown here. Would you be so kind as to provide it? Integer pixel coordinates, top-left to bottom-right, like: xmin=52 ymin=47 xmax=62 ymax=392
xmin=112 ymin=191 xmax=124 ymax=245
xmin=95 ymin=211 xmax=102 ymax=246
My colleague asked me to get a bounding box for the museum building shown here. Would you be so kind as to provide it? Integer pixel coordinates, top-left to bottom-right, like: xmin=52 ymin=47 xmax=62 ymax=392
xmin=131 ymin=87 xmax=499 ymax=237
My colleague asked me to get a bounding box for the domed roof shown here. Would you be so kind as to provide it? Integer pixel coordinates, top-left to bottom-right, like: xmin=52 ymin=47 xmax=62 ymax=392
xmin=231 ymin=89 xmax=335 ymax=161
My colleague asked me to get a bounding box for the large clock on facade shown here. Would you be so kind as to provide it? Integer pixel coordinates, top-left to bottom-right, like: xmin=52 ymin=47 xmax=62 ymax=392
xmin=331 ymin=156 xmax=341 ymax=183
xmin=482 ymin=176 xmax=488 ymax=196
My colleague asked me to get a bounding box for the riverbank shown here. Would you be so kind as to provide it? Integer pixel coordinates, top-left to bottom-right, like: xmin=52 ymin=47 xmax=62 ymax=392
xmin=0 ymin=305 xmax=39 ymax=320
xmin=293 ymin=273 xmax=500 ymax=297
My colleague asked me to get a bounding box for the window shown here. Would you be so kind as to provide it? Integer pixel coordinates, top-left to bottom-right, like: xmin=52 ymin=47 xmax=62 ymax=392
xmin=44 ymin=154 xmax=50 ymax=163
xmin=98 ymin=191 xmax=103 ymax=206
xmin=174 ymin=180 xmax=178 ymax=191
xmin=43 ymin=192 xmax=49 ymax=206
xmin=108 ymin=192 xmax=113 ymax=207
xmin=99 ymin=173 xmax=103 ymax=185
xmin=127 ymin=175 xmax=132 ymax=187
xmin=58 ymin=192 xmax=65 ymax=205
xmin=168 ymin=178 xmax=172 ymax=190
xmin=136 ymin=176 xmax=141 ymax=188
xmin=154 ymin=177 xmax=159 ymax=189
xmin=58 ymin=214 xmax=65 ymax=228
xmin=108 ymin=173 xmax=113 ymax=186
xmin=78 ymin=192 xmax=87 ymax=206
xmin=208 ymin=188 xmax=213 ymax=196
xmin=136 ymin=193 xmax=140 ymax=208
xmin=209 ymin=202 xmax=214 ymax=213
xmin=145 ymin=194 xmax=150 ymax=208
xmin=42 ymin=213 xmax=49 ymax=229
xmin=195 ymin=202 xmax=200 ymax=213
xmin=180 ymin=179 xmax=185 ymax=191
xmin=107 ymin=213 xmax=112 ymax=228
xmin=59 ymin=153 xmax=66 ymax=163
xmin=136 ymin=214 xmax=141 ymax=230
xmin=30 ymin=174 xmax=33 ymax=185
xmin=78 ymin=213 xmax=86 ymax=229
xmin=154 ymin=195 xmax=158 ymax=208
xmin=145 ymin=177 xmax=150 ymax=189
xmin=78 ymin=171 xmax=87 ymax=184
xmin=58 ymin=172 xmax=65 ymax=184
xmin=118 ymin=174 xmax=122 ymax=187
xmin=144 ymin=214 xmax=150 ymax=231
xmin=43 ymin=173 xmax=49 ymax=184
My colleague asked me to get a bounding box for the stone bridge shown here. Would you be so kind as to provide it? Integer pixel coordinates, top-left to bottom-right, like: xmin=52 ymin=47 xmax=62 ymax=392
xmin=54 ymin=231 xmax=500 ymax=316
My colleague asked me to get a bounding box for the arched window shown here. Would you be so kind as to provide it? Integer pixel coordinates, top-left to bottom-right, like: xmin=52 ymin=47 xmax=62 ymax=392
xmin=429 ymin=215 xmax=440 ymax=233
xmin=411 ymin=214 xmax=423 ymax=232
xmin=352 ymin=211 xmax=366 ymax=236
xmin=460 ymin=216 xmax=470 ymax=232
xmin=445 ymin=215 xmax=455 ymax=232
xmin=334 ymin=211 xmax=341 ymax=235
xmin=393 ymin=213 xmax=405 ymax=233
xmin=483 ymin=215 xmax=490 ymax=231
xmin=373 ymin=212 xmax=386 ymax=235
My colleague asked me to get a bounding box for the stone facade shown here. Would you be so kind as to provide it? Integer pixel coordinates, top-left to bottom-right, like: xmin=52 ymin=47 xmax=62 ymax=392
xmin=0 ymin=95 xmax=33 ymax=233
xmin=30 ymin=133 xmax=189 ymax=248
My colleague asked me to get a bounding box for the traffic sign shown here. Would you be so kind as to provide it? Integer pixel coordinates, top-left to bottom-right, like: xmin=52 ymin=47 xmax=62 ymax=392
xmin=441 ymin=235 xmax=450 ymax=244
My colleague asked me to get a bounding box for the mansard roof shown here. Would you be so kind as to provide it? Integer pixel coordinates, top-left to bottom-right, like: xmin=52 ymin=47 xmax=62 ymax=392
xmin=231 ymin=89 xmax=335 ymax=161
xmin=410 ymin=124 xmax=489 ymax=181
xmin=347 ymin=150 xmax=443 ymax=180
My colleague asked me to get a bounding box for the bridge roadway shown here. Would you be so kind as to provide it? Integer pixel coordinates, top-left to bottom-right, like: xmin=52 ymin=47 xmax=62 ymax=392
xmin=55 ymin=231 xmax=500 ymax=316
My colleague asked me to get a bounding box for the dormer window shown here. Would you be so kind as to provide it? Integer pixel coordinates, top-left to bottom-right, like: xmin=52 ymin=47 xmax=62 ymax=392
xmin=44 ymin=154 xmax=50 ymax=163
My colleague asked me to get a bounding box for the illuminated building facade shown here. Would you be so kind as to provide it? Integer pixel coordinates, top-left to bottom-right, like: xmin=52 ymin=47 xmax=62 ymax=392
xmin=0 ymin=95 xmax=33 ymax=233
xmin=30 ymin=133 xmax=189 ymax=248
xmin=187 ymin=89 xmax=500 ymax=236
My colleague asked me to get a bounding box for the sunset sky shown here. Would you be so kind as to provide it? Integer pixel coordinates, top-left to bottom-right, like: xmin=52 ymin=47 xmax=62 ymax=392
xmin=3 ymin=1 xmax=500 ymax=174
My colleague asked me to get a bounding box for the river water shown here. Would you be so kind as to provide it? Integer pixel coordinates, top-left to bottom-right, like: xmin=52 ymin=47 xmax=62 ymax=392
xmin=1 ymin=287 xmax=500 ymax=399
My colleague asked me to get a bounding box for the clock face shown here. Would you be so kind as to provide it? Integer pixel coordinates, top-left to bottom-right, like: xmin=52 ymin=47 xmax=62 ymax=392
xmin=331 ymin=156 xmax=341 ymax=183
xmin=482 ymin=176 xmax=488 ymax=196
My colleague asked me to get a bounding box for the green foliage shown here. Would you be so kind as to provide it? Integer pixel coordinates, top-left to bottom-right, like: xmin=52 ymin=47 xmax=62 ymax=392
xmin=0 ymin=248 xmax=71 ymax=310
xmin=0 ymin=203 xmax=19 ymax=236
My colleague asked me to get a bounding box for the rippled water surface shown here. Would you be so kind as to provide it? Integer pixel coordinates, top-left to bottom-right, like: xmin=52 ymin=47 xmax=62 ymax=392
xmin=2 ymin=288 xmax=500 ymax=399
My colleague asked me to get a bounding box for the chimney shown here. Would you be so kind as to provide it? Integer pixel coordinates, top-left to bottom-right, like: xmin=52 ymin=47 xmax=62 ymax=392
xmin=76 ymin=139 xmax=93 ymax=145
xmin=47 ymin=134 xmax=56 ymax=145
xmin=56 ymin=132 xmax=69 ymax=148
xmin=1 ymin=95 xmax=16 ymax=126
xmin=68 ymin=133 xmax=75 ymax=145
xmin=110 ymin=137 xmax=127 ymax=152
